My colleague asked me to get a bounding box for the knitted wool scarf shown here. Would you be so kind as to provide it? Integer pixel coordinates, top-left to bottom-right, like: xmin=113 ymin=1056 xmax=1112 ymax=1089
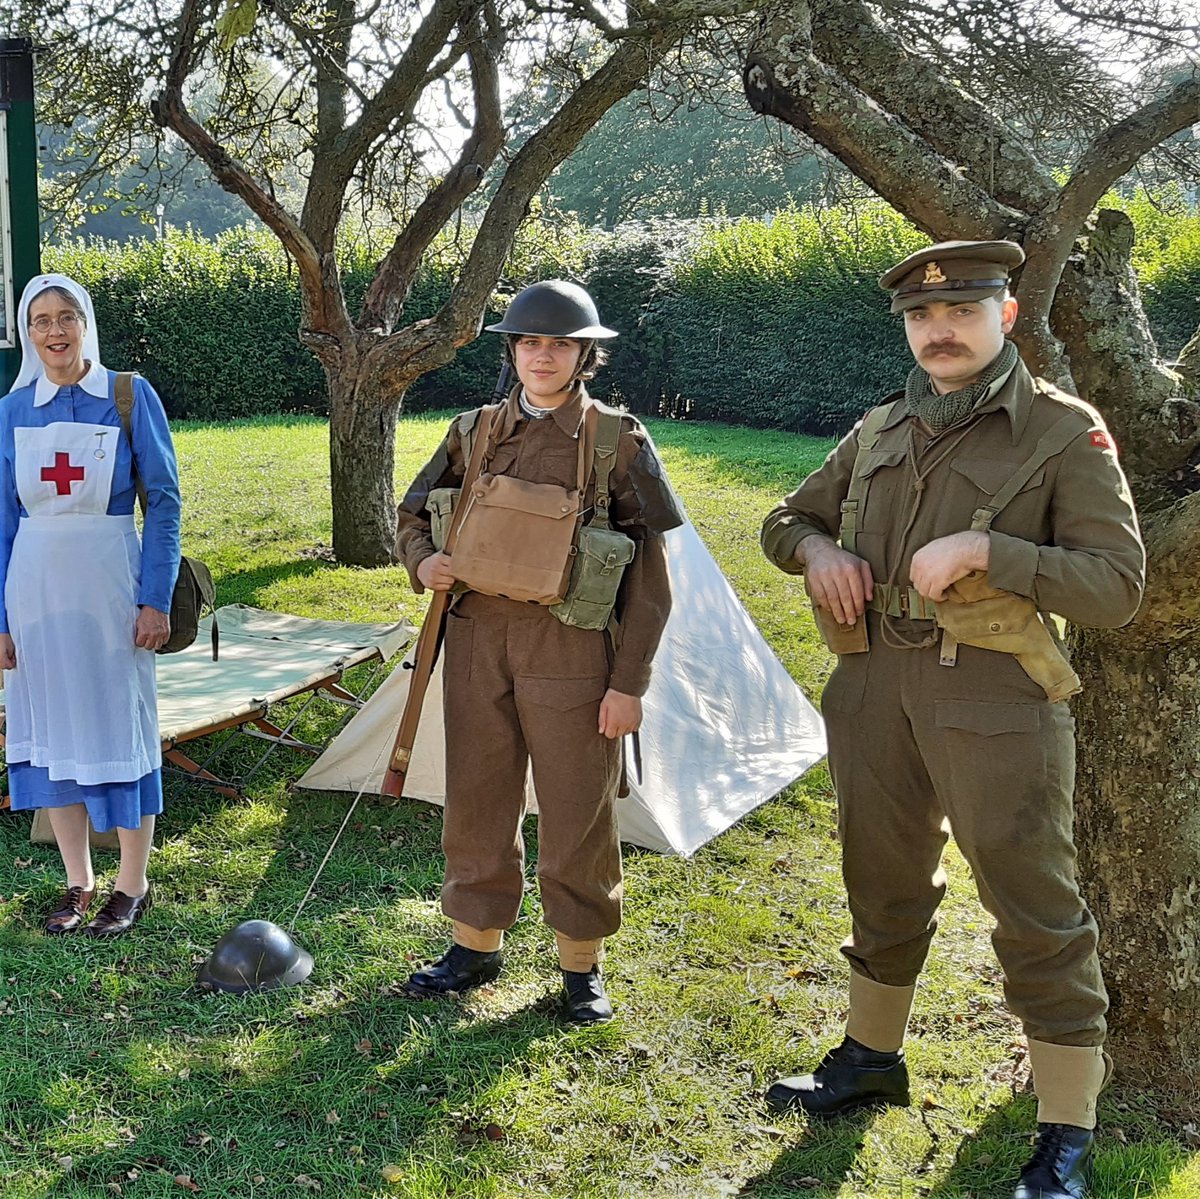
xmin=904 ymin=339 xmax=1019 ymax=433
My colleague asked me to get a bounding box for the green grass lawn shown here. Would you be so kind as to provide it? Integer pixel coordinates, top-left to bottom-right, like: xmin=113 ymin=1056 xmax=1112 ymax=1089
xmin=0 ymin=414 xmax=1194 ymax=1199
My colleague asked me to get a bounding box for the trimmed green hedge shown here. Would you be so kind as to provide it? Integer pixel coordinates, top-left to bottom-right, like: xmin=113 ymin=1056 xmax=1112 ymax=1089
xmin=649 ymin=205 xmax=925 ymax=431
xmin=43 ymin=196 xmax=1200 ymax=431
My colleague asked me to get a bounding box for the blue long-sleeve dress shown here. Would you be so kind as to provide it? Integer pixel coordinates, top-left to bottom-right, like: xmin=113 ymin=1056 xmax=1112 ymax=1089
xmin=0 ymin=365 xmax=182 ymax=831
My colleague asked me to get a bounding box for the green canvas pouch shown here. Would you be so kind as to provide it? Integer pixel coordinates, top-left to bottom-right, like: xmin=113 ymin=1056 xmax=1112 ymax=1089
xmin=428 ymin=486 xmax=460 ymax=552
xmin=551 ymin=524 xmax=635 ymax=631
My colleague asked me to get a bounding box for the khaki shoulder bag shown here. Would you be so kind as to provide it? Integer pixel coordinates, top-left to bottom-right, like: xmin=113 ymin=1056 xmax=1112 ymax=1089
xmin=450 ymin=411 xmax=591 ymax=605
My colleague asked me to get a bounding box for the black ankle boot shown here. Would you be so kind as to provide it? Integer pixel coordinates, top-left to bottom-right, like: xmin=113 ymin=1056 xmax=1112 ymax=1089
xmin=561 ymin=967 xmax=613 ymax=1024
xmin=404 ymin=943 xmax=503 ymax=998
xmin=766 ymin=1036 xmax=910 ymax=1116
xmin=1013 ymin=1123 xmax=1094 ymax=1199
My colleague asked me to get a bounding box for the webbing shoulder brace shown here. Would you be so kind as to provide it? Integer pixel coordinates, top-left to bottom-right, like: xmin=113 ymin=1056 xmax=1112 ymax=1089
xmin=588 ymin=406 xmax=623 ymax=528
xmin=968 ymin=409 xmax=1081 ymax=532
xmin=460 ymin=403 xmax=623 ymax=523
xmin=840 ymin=398 xmax=902 ymax=554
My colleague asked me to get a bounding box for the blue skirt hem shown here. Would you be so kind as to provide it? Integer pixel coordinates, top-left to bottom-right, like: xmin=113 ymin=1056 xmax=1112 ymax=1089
xmin=7 ymin=763 xmax=164 ymax=832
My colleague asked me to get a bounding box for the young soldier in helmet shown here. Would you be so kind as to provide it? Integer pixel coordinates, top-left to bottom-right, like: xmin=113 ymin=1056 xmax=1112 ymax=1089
xmin=761 ymin=242 xmax=1144 ymax=1199
xmin=395 ymin=280 xmax=683 ymax=1022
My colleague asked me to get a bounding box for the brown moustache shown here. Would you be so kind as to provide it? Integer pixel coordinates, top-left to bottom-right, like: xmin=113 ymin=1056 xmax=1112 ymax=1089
xmin=923 ymin=343 xmax=970 ymax=358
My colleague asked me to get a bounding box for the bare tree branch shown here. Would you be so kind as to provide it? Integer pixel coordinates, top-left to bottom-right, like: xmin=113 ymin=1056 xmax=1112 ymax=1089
xmin=743 ymin=5 xmax=1016 ymax=241
xmin=153 ymin=0 xmax=350 ymax=344
xmin=1018 ymin=77 xmax=1200 ymax=369
xmin=301 ymin=0 xmax=478 ymax=250
xmin=811 ymin=0 xmax=1061 ymax=215
xmin=359 ymin=9 xmax=505 ymax=333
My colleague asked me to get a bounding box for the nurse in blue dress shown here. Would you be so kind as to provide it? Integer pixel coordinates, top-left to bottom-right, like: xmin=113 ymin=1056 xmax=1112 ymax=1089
xmin=1 ymin=274 xmax=181 ymax=936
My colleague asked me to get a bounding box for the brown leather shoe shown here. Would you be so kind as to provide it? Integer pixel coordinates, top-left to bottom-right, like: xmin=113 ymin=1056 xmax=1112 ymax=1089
xmin=84 ymin=888 xmax=152 ymax=937
xmin=45 ymin=885 xmax=95 ymax=934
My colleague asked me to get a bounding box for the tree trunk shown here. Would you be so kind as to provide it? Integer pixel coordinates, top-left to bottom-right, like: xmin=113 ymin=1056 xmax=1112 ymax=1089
xmin=1069 ymin=624 xmax=1200 ymax=1111
xmin=1048 ymin=225 xmax=1200 ymax=1115
xmin=328 ymin=364 xmax=402 ymax=567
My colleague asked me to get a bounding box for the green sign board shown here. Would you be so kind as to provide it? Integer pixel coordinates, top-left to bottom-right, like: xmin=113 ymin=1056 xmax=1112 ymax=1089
xmin=0 ymin=38 xmax=40 ymax=393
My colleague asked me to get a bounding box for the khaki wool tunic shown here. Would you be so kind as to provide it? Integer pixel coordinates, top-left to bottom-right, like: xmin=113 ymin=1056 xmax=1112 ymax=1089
xmin=396 ymin=385 xmax=681 ymax=940
xmin=762 ymin=358 xmax=1144 ymax=1046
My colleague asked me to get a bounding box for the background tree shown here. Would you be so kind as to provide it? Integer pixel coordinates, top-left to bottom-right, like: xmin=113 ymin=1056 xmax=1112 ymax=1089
xmin=742 ymin=0 xmax=1200 ymax=1104
xmin=509 ymin=51 xmax=829 ymax=226
xmin=145 ymin=0 xmax=721 ymax=564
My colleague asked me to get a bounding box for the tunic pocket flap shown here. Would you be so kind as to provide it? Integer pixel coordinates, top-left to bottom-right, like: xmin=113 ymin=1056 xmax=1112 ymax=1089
xmin=935 ymin=700 xmax=1039 ymax=736
xmin=519 ymin=675 xmax=608 ymax=711
xmin=854 ymin=448 xmax=906 ymax=479
xmin=471 ymin=473 xmax=580 ymax=520
xmin=949 ymin=458 xmax=1045 ymax=496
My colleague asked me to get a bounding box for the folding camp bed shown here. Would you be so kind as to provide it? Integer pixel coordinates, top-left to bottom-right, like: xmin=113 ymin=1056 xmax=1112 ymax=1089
xmin=0 ymin=605 xmax=414 ymax=822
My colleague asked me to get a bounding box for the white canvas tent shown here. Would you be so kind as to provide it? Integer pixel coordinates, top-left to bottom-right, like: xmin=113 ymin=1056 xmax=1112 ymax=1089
xmin=297 ymin=522 xmax=826 ymax=855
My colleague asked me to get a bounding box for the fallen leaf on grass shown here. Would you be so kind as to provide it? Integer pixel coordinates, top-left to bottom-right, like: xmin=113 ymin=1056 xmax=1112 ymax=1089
xmin=14 ymin=858 xmax=31 ymax=868
xmin=294 ymin=1175 xmax=322 ymax=1191
xmin=183 ymin=1132 xmax=212 ymax=1148
xmin=354 ymin=1038 xmax=373 ymax=1057
xmin=174 ymin=1176 xmax=200 ymax=1192
xmin=380 ymin=1165 xmax=405 ymax=1184
xmin=483 ymin=1123 xmax=505 ymax=1142
xmin=325 ymin=1111 xmax=340 ymax=1125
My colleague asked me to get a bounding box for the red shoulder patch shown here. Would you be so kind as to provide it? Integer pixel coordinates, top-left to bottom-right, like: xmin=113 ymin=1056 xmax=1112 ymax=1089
xmin=1090 ymin=430 xmax=1113 ymax=450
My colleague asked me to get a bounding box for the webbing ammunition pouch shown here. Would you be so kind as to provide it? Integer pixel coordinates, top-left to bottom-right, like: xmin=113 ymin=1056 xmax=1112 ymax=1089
xmin=935 ymin=572 xmax=1081 ymax=702
xmin=806 ymin=578 xmax=869 ymax=654
xmin=428 ymin=487 xmax=458 ymax=554
xmin=552 ymin=408 xmax=634 ymax=630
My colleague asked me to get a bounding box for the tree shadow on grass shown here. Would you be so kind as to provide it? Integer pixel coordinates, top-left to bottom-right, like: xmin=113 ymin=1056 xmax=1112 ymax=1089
xmin=734 ymin=1107 xmax=884 ymax=1198
xmin=31 ymin=1002 xmax=558 ymax=1198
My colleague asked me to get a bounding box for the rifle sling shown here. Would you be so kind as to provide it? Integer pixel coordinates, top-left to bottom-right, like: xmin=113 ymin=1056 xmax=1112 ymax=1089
xmin=384 ymin=405 xmax=498 ymax=787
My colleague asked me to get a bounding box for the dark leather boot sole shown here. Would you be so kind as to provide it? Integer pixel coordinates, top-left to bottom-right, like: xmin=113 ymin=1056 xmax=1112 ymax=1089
xmin=766 ymin=1076 xmax=911 ymax=1117
xmin=404 ymin=955 xmax=503 ymax=999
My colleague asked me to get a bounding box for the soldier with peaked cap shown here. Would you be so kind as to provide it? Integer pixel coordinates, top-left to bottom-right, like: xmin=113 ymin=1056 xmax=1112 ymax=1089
xmin=394 ymin=280 xmax=683 ymax=1023
xmin=760 ymin=241 xmax=1145 ymax=1199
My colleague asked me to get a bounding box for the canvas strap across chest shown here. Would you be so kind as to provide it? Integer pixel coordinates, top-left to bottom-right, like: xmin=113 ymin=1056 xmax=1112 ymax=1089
xmin=450 ymin=415 xmax=594 ymax=606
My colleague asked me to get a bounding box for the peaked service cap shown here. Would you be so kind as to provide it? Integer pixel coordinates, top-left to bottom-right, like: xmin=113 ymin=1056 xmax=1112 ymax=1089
xmin=880 ymin=240 xmax=1026 ymax=313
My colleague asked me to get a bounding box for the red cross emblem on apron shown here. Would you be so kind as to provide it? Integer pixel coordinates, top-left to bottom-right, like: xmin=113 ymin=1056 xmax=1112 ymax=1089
xmin=41 ymin=452 xmax=86 ymax=496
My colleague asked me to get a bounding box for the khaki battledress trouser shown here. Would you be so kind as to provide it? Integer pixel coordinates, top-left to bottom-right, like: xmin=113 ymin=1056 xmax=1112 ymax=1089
xmin=824 ymin=613 xmax=1108 ymax=1051
xmin=440 ymin=591 xmax=622 ymax=959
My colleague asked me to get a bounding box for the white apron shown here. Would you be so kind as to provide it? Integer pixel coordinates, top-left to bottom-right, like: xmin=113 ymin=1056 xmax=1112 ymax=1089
xmin=3 ymin=421 xmax=160 ymax=784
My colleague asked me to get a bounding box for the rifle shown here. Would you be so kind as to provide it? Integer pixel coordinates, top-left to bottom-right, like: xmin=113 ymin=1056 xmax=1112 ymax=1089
xmin=379 ymin=384 xmax=502 ymax=799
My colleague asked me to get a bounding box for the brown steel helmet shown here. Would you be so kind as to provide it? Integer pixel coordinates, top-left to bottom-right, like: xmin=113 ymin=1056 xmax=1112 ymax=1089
xmin=196 ymin=919 xmax=314 ymax=993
